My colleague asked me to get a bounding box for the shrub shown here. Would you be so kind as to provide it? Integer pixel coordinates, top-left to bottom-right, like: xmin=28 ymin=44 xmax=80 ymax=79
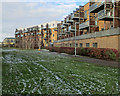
xmin=47 ymin=47 xmax=119 ymax=61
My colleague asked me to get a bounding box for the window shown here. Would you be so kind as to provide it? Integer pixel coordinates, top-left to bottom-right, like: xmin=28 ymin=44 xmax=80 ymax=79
xmin=76 ymin=43 xmax=78 ymax=47
xmin=7 ymin=40 xmax=9 ymax=42
xmin=11 ymin=40 xmax=13 ymax=42
xmin=84 ymin=10 xmax=87 ymax=19
xmin=53 ymin=34 xmax=54 ymax=37
xmin=86 ymin=43 xmax=90 ymax=47
xmin=70 ymin=44 xmax=72 ymax=47
xmin=93 ymin=43 xmax=98 ymax=48
xmin=80 ymin=43 xmax=83 ymax=47
xmin=53 ymin=24 xmax=54 ymax=26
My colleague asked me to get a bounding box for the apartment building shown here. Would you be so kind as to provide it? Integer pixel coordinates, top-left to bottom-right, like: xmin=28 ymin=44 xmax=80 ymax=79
xmin=15 ymin=21 xmax=60 ymax=49
xmin=2 ymin=37 xmax=15 ymax=47
xmin=54 ymin=0 xmax=120 ymax=50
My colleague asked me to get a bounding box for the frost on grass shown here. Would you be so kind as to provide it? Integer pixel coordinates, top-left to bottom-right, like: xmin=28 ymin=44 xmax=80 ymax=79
xmin=2 ymin=48 xmax=119 ymax=94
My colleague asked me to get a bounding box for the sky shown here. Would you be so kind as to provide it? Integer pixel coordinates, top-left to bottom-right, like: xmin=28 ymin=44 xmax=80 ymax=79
xmin=0 ymin=0 xmax=89 ymax=42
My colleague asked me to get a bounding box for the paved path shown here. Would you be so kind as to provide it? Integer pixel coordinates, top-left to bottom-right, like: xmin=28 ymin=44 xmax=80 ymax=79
xmin=41 ymin=49 xmax=120 ymax=68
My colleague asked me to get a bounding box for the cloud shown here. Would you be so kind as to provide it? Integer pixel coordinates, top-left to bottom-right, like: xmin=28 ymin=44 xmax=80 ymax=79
xmin=1 ymin=1 xmax=88 ymax=42
xmin=1 ymin=0 xmax=89 ymax=2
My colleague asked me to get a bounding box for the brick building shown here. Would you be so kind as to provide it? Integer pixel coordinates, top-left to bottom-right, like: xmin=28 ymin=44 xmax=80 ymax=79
xmin=54 ymin=0 xmax=120 ymax=50
xmin=15 ymin=21 xmax=60 ymax=49
xmin=2 ymin=38 xmax=15 ymax=47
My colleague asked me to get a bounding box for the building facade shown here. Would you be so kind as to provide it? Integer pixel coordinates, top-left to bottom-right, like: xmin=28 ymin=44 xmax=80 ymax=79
xmin=15 ymin=21 xmax=60 ymax=49
xmin=2 ymin=38 xmax=15 ymax=47
xmin=54 ymin=0 xmax=120 ymax=50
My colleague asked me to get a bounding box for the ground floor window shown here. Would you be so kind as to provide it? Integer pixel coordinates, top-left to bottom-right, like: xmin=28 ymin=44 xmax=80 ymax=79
xmin=93 ymin=43 xmax=98 ymax=48
xmin=76 ymin=43 xmax=78 ymax=47
xmin=79 ymin=43 xmax=82 ymax=47
xmin=86 ymin=43 xmax=90 ymax=47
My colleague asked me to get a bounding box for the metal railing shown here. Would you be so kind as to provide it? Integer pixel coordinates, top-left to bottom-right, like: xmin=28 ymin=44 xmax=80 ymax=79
xmin=98 ymin=10 xmax=113 ymax=19
xmin=15 ymin=32 xmax=20 ymax=34
xmin=98 ymin=9 xmax=105 ymax=18
xmin=79 ymin=21 xmax=89 ymax=29
xmin=71 ymin=13 xmax=79 ymax=19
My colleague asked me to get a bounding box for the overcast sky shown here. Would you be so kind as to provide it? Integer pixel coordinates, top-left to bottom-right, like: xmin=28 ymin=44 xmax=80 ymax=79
xmin=0 ymin=0 xmax=89 ymax=42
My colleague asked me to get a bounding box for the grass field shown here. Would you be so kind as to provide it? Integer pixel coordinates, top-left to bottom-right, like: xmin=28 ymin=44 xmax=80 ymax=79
xmin=2 ymin=48 xmax=119 ymax=94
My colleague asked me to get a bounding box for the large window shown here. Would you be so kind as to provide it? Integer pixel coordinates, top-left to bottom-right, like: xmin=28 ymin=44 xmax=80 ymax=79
xmin=93 ymin=43 xmax=98 ymax=48
xmin=86 ymin=43 xmax=90 ymax=47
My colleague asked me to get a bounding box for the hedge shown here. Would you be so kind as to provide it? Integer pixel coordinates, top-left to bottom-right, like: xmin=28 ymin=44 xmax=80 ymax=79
xmin=45 ymin=47 xmax=120 ymax=61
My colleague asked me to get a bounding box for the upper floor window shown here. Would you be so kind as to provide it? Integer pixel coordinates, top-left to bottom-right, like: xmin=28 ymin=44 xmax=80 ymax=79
xmin=11 ymin=40 xmax=13 ymax=42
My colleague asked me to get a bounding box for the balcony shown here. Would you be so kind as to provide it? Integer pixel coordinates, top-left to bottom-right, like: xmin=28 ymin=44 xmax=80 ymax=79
xmin=71 ymin=13 xmax=79 ymax=20
xmin=15 ymin=32 xmax=20 ymax=34
xmin=61 ymin=25 xmax=66 ymax=29
xmin=64 ymin=28 xmax=67 ymax=32
xmin=79 ymin=21 xmax=89 ymax=30
xmin=61 ymin=33 xmax=65 ymax=35
xmin=63 ymin=28 xmax=69 ymax=34
xmin=45 ymin=31 xmax=48 ymax=34
xmin=63 ymin=21 xmax=69 ymax=26
xmin=33 ymin=28 xmax=37 ymax=31
xmin=24 ymin=30 xmax=28 ymax=33
xmin=66 ymin=17 xmax=74 ymax=23
xmin=69 ymin=26 xmax=75 ymax=32
xmin=98 ymin=10 xmax=113 ymax=20
xmin=89 ymin=1 xmax=104 ymax=13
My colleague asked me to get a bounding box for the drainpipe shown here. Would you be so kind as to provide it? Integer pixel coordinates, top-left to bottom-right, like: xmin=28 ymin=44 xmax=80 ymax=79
xmin=113 ymin=0 xmax=115 ymax=28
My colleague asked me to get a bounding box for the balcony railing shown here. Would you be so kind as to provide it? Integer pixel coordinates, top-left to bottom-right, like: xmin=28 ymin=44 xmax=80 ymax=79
xmin=79 ymin=21 xmax=89 ymax=29
xmin=71 ymin=13 xmax=79 ymax=19
xmin=98 ymin=10 xmax=113 ymax=19
xmin=24 ymin=30 xmax=28 ymax=33
xmin=89 ymin=1 xmax=104 ymax=12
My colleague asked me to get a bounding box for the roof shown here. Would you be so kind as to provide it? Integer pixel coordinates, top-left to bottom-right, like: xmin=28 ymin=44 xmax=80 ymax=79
xmin=4 ymin=37 xmax=15 ymax=39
